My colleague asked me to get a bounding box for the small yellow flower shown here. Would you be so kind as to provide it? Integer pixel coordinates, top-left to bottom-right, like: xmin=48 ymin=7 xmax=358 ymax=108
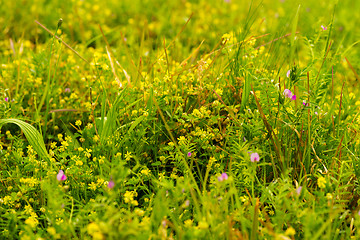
xmin=75 ymin=120 xmax=82 ymax=127
xmin=285 ymin=227 xmax=296 ymax=236
xmin=87 ymin=222 xmax=100 ymax=235
xmin=141 ymin=169 xmax=150 ymax=176
xmin=75 ymin=160 xmax=83 ymax=166
xmin=125 ymin=151 xmax=133 ymax=161
xmin=25 ymin=217 xmax=38 ymax=229
xmin=93 ymin=135 xmax=100 ymax=142
xmin=88 ymin=182 xmax=97 ymax=191
xmin=184 ymin=219 xmax=193 ymax=228
xmin=317 ymin=176 xmax=326 ymax=189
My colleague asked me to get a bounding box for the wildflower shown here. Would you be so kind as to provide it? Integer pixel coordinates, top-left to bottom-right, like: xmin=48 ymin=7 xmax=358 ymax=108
xmin=285 ymin=227 xmax=296 ymax=236
xmin=286 ymin=70 xmax=291 ymax=78
xmin=57 ymin=170 xmax=67 ymax=181
xmin=25 ymin=217 xmax=38 ymax=229
xmin=250 ymin=152 xmax=260 ymax=162
xmin=218 ymin=172 xmax=229 ymax=182
xmin=296 ymin=186 xmax=302 ymax=196
xmin=302 ymin=101 xmax=309 ymax=107
xmin=5 ymin=97 xmax=9 ymax=102
xmin=283 ymin=89 xmax=296 ymax=101
xmin=187 ymin=152 xmax=192 ymax=157
xmin=75 ymin=120 xmax=82 ymax=127
xmin=283 ymin=89 xmax=292 ymax=98
xmin=317 ymin=176 xmax=326 ymax=188
xmin=107 ymin=180 xmax=115 ymax=189
xmin=321 ymin=25 xmax=327 ymax=31
xmin=64 ymin=88 xmax=71 ymax=93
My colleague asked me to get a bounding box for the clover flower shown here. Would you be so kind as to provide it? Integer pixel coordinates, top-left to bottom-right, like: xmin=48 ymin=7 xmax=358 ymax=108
xmin=57 ymin=170 xmax=67 ymax=181
xmin=108 ymin=180 xmax=115 ymax=189
xmin=250 ymin=152 xmax=260 ymax=162
xmin=217 ymin=172 xmax=228 ymax=182
xmin=283 ymin=89 xmax=296 ymax=101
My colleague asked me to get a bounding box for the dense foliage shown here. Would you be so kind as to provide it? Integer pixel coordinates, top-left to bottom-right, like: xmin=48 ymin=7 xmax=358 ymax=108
xmin=1 ymin=0 xmax=360 ymax=239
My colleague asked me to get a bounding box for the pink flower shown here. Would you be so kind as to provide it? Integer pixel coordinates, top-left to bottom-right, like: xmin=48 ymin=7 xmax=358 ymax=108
xmin=57 ymin=170 xmax=67 ymax=181
xmin=296 ymin=186 xmax=302 ymax=196
xmin=108 ymin=180 xmax=115 ymax=189
xmin=5 ymin=97 xmax=9 ymax=102
xmin=283 ymin=89 xmax=296 ymax=101
xmin=286 ymin=70 xmax=291 ymax=78
xmin=187 ymin=152 xmax=192 ymax=157
xmin=302 ymin=101 xmax=309 ymax=107
xmin=321 ymin=25 xmax=327 ymax=31
xmin=283 ymin=89 xmax=292 ymax=98
xmin=218 ymin=172 xmax=229 ymax=182
xmin=250 ymin=152 xmax=260 ymax=162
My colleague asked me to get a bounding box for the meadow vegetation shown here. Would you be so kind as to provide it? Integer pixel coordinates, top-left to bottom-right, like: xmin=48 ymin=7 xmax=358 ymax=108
xmin=1 ymin=0 xmax=360 ymax=239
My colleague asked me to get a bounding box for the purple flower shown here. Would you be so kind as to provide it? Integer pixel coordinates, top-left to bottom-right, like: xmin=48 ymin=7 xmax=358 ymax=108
xmin=283 ymin=89 xmax=296 ymax=101
xmin=286 ymin=70 xmax=291 ymax=78
xmin=5 ymin=97 xmax=9 ymax=102
xmin=321 ymin=25 xmax=327 ymax=31
xmin=108 ymin=180 xmax=115 ymax=189
xmin=302 ymin=101 xmax=309 ymax=107
xmin=283 ymin=89 xmax=292 ymax=98
xmin=57 ymin=170 xmax=67 ymax=181
xmin=296 ymin=186 xmax=302 ymax=196
xmin=218 ymin=172 xmax=229 ymax=182
xmin=250 ymin=152 xmax=260 ymax=162
xmin=187 ymin=152 xmax=192 ymax=157
xmin=64 ymin=88 xmax=71 ymax=93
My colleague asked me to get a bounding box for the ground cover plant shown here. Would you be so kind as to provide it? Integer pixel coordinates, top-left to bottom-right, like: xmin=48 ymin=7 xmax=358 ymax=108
xmin=1 ymin=0 xmax=360 ymax=239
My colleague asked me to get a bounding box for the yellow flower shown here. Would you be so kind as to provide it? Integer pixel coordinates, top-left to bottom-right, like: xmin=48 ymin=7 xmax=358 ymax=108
xmin=75 ymin=120 xmax=82 ymax=127
xmin=285 ymin=227 xmax=296 ymax=236
xmin=88 ymin=182 xmax=97 ymax=191
xmin=184 ymin=219 xmax=193 ymax=228
xmin=125 ymin=151 xmax=133 ymax=161
xmin=75 ymin=160 xmax=83 ymax=166
xmin=87 ymin=222 xmax=100 ymax=235
xmin=141 ymin=169 xmax=150 ymax=176
xmin=25 ymin=217 xmax=38 ymax=229
xmin=317 ymin=176 xmax=326 ymax=189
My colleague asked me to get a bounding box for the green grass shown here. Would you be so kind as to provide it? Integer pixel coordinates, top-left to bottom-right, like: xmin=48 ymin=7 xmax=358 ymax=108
xmin=1 ymin=0 xmax=360 ymax=239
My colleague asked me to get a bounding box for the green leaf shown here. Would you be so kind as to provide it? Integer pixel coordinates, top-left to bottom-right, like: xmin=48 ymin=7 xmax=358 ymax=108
xmin=0 ymin=118 xmax=50 ymax=162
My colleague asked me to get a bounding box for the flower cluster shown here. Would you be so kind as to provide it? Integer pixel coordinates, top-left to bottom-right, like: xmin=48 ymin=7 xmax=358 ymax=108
xmin=283 ymin=89 xmax=296 ymax=101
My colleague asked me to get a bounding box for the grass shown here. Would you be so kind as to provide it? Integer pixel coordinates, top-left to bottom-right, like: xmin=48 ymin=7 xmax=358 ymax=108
xmin=1 ymin=0 xmax=360 ymax=239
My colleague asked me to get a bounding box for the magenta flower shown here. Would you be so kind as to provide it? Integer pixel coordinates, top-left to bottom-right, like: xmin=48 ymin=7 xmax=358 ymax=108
xmin=5 ymin=97 xmax=9 ymax=102
xmin=321 ymin=25 xmax=327 ymax=31
xmin=57 ymin=170 xmax=67 ymax=181
xmin=283 ymin=89 xmax=296 ymax=101
xmin=108 ymin=180 xmax=115 ymax=189
xmin=218 ymin=172 xmax=229 ymax=182
xmin=302 ymin=101 xmax=309 ymax=107
xmin=187 ymin=152 xmax=192 ymax=157
xmin=250 ymin=152 xmax=260 ymax=162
